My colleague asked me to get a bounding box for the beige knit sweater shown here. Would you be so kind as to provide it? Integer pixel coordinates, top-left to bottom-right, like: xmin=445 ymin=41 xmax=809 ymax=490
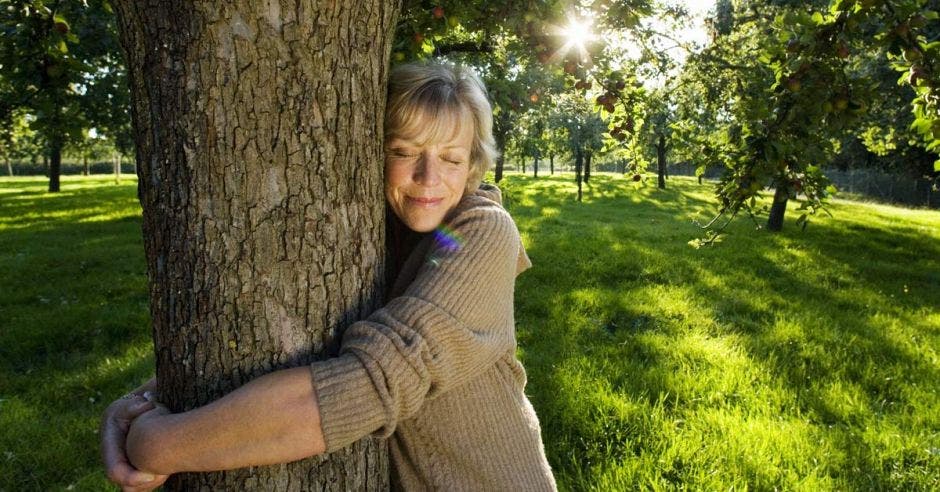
xmin=309 ymin=186 xmax=556 ymax=491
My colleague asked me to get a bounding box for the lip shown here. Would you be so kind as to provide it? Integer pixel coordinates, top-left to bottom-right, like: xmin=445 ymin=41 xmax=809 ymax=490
xmin=406 ymin=196 xmax=444 ymax=208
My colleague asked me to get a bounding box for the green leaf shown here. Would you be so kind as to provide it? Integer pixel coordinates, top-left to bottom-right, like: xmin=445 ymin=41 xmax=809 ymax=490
xmin=934 ymin=160 xmax=940 ymax=172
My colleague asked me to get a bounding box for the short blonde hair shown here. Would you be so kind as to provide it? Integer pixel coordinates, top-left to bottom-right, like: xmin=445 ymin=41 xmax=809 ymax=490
xmin=385 ymin=62 xmax=497 ymax=193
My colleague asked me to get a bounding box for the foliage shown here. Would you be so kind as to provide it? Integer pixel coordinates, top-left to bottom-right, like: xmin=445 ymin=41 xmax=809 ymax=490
xmin=676 ymin=0 xmax=940 ymax=238
xmin=0 ymin=0 xmax=129 ymax=187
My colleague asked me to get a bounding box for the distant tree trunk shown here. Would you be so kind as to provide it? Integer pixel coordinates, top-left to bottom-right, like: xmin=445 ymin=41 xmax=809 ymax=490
xmin=533 ymin=155 xmax=538 ymax=178
xmin=5 ymin=157 xmax=11 ymax=177
xmin=83 ymin=155 xmax=89 ymax=176
xmin=657 ymin=134 xmax=667 ymax=190
xmin=584 ymin=151 xmax=591 ymax=184
xmin=113 ymin=0 xmax=397 ymax=489
xmin=521 ymin=158 xmax=526 ymax=174
xmin=42 ymin=152 xmax=49 ymax=176
xmin=549 ymin=153 xmax=554 ymax=175
xmin=767 ymin=184 xmax=789 ymax=231
xmin=575 ymin=148 xmax=583 ymax=202
xmin=48 ymin=138 xmax=62 ymax=192
xmin=698 ymin=174 xmax=704 ymax=185
xmin=494 ymin=130 xmax=506 ymax=183
xmin=113 ymin=153 xmax=121 ymax=184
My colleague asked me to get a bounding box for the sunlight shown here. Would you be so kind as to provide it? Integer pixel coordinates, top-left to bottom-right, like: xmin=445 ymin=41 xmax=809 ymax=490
xmin=559 ymin=18 xmax=595 ymax=60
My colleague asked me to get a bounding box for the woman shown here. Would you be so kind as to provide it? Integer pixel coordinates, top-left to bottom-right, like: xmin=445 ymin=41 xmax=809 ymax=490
xmin=101 ymin=62 xmax=556 ymax=491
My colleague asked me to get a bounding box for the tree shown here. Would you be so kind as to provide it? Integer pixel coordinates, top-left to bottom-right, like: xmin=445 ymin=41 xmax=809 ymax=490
xmin=679 ymin=0 xmax=940 ymax=237
xmin=0 ymin=0 xmax=127 ymax=191
xmin=111 ymin=1 xmax=398 ymax=489
xmin=559 ymin=96 xmax=605 ymax=201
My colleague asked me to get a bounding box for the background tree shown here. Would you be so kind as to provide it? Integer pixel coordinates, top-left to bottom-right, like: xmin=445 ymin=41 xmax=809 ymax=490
xmin=675 ymin=0 xmax=939 ymax=237
xmin=559 ymin=96 xmax=605 ymax=201
xmin=0 ymin=0 xmax=127 ymax=191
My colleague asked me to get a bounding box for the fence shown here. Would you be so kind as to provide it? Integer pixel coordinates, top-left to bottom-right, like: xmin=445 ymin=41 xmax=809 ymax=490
xmin=3 ymin=159 xmax=135 ymax=177
xmin=669 ymin=163 xmax=939 ymax=209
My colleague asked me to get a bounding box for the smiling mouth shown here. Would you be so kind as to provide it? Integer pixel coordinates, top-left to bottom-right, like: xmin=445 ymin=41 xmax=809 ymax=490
xmin=407 ymin=196 xmax=444 ymax=207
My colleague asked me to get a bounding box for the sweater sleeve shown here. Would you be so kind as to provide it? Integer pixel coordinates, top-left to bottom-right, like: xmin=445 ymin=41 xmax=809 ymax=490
xmin=309 ymin=201 xmax=522 ymax=452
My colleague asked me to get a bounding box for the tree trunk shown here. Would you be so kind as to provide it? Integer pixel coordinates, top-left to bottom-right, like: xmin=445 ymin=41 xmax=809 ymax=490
xmin=5 ymin=157 xmax=11 ymax=177
xmin=767 ymin=184 xmax=789 ymax=232
xmin=493 ymin=130 xmax=506 ymax=183
xmin=575 ymin=148 xmax=583 ymax=202
xmin=495 ymin=154 xmax=504 ymax=182
xmin=48 ymin=139 xmax=62 ymax=192
xmin=656 ymin=134 xmax=666 ymax=190
xmin=584 ymin=151 xmax=591 ymax=184
xmin=549 ymin=154 xmax=554 ymax=175
xmin=83 ymin=155 xmax=89 ymax=176
xmin=521 ymin=158 xmax=525 ymax=174
xmin=533 ymin=155 xmax=538 ymax=178
xmin=112 ymin=1 xmax=398 ymax=490
xmin=112 ymin=154 xmax=119 ymax=183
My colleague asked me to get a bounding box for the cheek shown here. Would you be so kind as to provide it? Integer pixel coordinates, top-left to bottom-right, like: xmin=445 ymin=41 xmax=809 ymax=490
xmin=385 ymin=162 xmax=411 ymax=190
xmin=446 ymin=166 xmax=471 ymax=191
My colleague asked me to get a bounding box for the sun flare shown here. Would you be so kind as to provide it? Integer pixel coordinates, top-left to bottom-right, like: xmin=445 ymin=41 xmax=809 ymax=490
xmin=562 ymin=19 xmax=594 ymax=51
xmin=556 ymin=18 xmax=596 ymax=61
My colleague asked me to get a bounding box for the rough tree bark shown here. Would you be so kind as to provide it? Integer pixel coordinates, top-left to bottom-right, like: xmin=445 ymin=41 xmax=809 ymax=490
xmin=112 ymin=1 xmax=399 ymax=489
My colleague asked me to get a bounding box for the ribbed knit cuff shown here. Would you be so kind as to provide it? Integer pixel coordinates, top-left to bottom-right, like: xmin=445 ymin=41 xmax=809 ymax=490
xmin=309 ymin=353 xmax=387 ymax=452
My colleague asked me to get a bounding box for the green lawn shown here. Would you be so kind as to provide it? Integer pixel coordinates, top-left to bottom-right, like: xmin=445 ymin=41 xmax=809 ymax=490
xmin=1 ymin=174 xmax=938 ymax=490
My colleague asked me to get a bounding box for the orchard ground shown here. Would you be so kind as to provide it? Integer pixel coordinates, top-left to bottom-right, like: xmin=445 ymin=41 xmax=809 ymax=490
xmin=1 ymin=174 xmax=937 ymax=490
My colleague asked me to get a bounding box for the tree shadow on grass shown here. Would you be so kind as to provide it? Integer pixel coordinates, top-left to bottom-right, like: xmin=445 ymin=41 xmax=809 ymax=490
xmin=0 ymin=210 xmax=149 ymax=378
xmin=512 ymin=175 xmax=939 ymax=489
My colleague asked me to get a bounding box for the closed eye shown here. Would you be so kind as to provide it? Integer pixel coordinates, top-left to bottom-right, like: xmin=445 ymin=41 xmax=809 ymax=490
xmin=388 ymin=148 xmax=417 ymax=158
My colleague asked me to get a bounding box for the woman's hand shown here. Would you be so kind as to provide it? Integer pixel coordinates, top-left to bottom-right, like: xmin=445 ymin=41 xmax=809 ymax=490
xmin=125 ymin=401 xmax=174 ymax=475
xmin=100 ymin=390 xmax=169 ymax=491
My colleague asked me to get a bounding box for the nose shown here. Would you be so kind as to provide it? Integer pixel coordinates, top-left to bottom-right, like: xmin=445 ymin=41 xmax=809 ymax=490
xmin=413 ymin=153 xmax=442 ymax=186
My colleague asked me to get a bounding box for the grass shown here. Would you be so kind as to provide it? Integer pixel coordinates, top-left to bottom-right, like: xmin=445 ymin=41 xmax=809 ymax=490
xmin=1 ymin=173 xmax=938 ymax=490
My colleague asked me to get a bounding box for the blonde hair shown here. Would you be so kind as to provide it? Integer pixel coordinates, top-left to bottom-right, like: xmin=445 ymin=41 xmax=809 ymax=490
xmin=385 ymin=62 xmax=497 ymax=193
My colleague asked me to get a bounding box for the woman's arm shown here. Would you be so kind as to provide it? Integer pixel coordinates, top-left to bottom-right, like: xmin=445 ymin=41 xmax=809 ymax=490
xmin=126 ymin=198 xmax=521 ymax=472
xmin=125 ymin=366 xmax=326 ymax=475
xmin=311 ymin=201 xmax=524 ymax=451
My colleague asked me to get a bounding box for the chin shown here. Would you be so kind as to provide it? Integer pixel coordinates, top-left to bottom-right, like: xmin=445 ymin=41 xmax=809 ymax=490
xmin=401 ymin=213 xmax=445 ymax=233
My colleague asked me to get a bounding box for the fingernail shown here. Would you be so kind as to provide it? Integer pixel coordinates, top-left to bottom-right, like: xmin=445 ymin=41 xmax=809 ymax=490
xmin=139 ymin=474 xmax=156 ymax=482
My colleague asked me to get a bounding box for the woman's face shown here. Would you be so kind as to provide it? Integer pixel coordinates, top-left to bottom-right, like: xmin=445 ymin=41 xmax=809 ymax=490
xmin=385 ymin=115 xmax=473 ymax=232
